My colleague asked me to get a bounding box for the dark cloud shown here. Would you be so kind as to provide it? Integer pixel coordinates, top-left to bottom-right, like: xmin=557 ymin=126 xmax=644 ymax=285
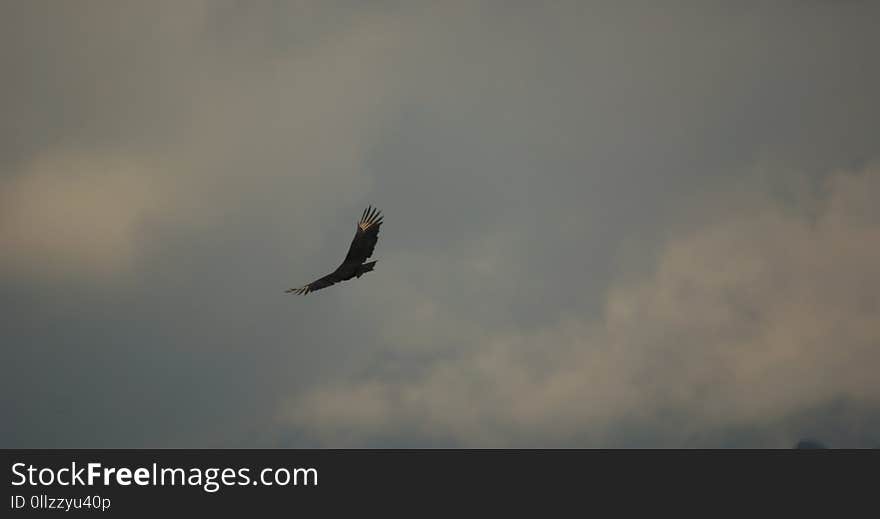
xmin=2 ymin=2 xmax=880 ymax=447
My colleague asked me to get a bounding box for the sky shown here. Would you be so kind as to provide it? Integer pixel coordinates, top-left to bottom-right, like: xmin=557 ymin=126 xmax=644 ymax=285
xmin=2 ymin=1 xmax=879 ymax=448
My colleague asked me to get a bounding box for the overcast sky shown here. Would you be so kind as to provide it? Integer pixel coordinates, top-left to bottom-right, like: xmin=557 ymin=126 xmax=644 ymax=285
xmin=2 ymin=1 xmax=879 ymax=448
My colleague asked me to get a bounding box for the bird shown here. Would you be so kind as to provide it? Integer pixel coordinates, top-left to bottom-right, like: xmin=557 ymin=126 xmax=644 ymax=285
xmin=286 ymin=206 xmax=383 ymax=295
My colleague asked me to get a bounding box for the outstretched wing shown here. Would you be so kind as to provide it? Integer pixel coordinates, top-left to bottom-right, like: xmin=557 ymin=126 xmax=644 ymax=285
xmin=286 ymin=206 xmax=382 ymax=295
xmin=343 ymin=205 xmax=383 ymax=264
xmin=285 ymin=271 xmax=340 ymax=295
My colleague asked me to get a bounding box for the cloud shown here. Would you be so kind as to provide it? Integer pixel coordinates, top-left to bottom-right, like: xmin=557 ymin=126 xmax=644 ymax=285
xmin=3 ymin=2 xmax=880 ymax=448
xmin=279 ymin=164 xmax=880 ymax=447
xmin=0 ymin=150 xmax=165 ymax=277
xmin=0 ymin=5 xmax=412 ymax=279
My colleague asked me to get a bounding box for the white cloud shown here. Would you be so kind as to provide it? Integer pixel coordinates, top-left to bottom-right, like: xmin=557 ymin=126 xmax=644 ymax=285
xmin=0 ymin=151 xmax=166 ymax=277
xmin=279 ymin=164 xmax=880 ymax=446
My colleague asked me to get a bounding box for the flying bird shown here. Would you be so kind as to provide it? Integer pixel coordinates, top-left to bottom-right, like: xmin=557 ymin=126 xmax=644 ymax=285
xmin=286 ymin=206 xmax=383 ymax=295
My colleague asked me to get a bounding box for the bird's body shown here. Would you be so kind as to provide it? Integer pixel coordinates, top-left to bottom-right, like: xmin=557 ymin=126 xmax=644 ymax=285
xmin=286 ymin=206 xmax=383 ymax=295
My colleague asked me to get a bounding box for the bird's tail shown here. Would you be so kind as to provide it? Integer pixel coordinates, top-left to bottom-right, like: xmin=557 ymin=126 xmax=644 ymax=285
xmin=355 ymin=260 xmax=377 ymax=278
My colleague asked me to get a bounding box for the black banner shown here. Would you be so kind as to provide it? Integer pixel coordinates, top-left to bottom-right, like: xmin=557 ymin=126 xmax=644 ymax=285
xmin=2 ymin=449 xmax=876 ymax=515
